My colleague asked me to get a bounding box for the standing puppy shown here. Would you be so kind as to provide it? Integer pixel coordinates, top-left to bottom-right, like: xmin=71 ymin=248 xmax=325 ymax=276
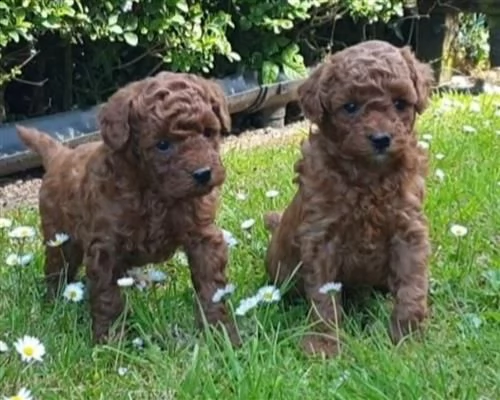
xmin=264 ymin=40 xmax=434 ymax=356
xmin=17 ymin=72 xmax=240 ymax=345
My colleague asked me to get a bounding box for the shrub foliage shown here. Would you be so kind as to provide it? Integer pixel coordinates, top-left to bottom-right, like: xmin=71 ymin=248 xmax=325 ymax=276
xmin=0 ymin=0 xmax=491 ymax=122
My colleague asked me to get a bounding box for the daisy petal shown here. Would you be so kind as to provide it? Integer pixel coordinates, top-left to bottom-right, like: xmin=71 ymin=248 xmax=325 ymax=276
xmin=319 ymin=282 xmax=343 ymax=294
xmin=117 ymin=277 xmax=135 ymax=287
xmin=235 ymin=296 xmax=260 ymax=316
xmin=241 ymin=219 xmax=255 ymax=230
xmin=63 ymin=282 xmax=85 ymax=302
xmin=256 ymin=285 xmax=281 ymax=303
xmin=450 ymin=224 xmax=468 ymax=237
xmin=8 ymin=226 xmax=36 ymax=240
xmin=14 ymin=335 xmax=46 ymax=363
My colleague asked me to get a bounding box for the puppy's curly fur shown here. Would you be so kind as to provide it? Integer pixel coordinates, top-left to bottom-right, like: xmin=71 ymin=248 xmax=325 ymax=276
xmin=16 ymin=71 xmax=240 ymax=345
xmin=264 ymin=40 xmax=434 ymax=356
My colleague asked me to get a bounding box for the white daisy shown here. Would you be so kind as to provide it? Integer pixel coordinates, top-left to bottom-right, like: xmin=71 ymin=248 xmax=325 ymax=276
xmin=212 ymin=283 xmax=236 ymax=303
xmin=147 ymin=269 xmax=167 ymax=283
xmin=5 ymin=253 xmax=34 ymax=267
xmin=256 ymin=285 xmax=281 ymax=303
xmin=0 ymin=218 xmax=13 ymax=229
xmin=117 ymin=366 xmax=128 ymax=376
xmin=265 ymin=189 xmax=279 ymax=198
xmin=469 ymin=102 xmax=481 ymax=113
xmin=435 ymin=153 xmax=445 ymax=160
xmin=14 ymin=335 xmax=46 ymax=362
xmin=8 ymin=226 xmax=36 ymax=240
xmin=234 ymin=296 xmax=260 ymax=316
xmin=0 ymin=340 xmax=8 ymax=352
xmin=450 ymin=224 xmax=468 ymax=237
xmin=462 ymin=125 xmax=476 ymax=134
xmin=46 ymin=232 xmax=70 ymax=247
xmin=435 ymin=169 xmax=445 ymax=181
xmin=235 ymin=192 xmax=247 ymax=201
xmin=319 ymin=282 xmax=343 ymax=294
xmin=421 ymin=134 xmax=433 ymax=141
xmin=4 ymin=387 xmax=33 ymax=400
xmin=417 ymin=140 xmax=429 ymax=150
xmin=132 ymin=337 xmax=144 ymax=348
xmin=63 ymin=282 xmax=85 ymax=302
xmin=222 ymin=229 xmax=238 ymax=247
xmin=117 ymin=277 xmax=135 ymax=287
xmin=241 ymin=219 xmax=255 ymax=230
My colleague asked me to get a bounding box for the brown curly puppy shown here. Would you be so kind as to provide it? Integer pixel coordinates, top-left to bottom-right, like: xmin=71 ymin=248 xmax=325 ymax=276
xmin=264 ymin=40 xmax=434 ymax=357
xmin=16 ymin=71 xmax=240 ymax=345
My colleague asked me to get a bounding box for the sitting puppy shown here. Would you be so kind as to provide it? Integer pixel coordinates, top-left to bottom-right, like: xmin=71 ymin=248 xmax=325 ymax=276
xmin=264 ymin=40 xmax=434 ymax=356
xmin=16 ymin=71 xmax=240 ymax=345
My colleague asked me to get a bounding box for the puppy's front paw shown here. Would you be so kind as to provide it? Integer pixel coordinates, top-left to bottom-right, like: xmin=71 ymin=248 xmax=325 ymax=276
xmin=300 ymin=334 xmax=340 ymax=358
xmin=389 ymin=314 xmax=424 ymax=344
xmin=201 ymin=319 xmax=242 ymax=348
xmin=92 ymin=324 xmax=129 ymax=345
xmin=223 ymin=321 xmax=242 ymax=348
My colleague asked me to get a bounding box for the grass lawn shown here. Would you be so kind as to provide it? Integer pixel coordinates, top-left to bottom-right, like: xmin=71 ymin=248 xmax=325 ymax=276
xmin=1 ymin=93 xmax=499 ymax=400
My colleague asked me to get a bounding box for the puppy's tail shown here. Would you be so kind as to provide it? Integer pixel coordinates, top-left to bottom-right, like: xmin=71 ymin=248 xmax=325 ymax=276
xmin=263 ymin=211 xmax=282 ymax=233
xmin=16 ymin=125 xmax=65 ymax=169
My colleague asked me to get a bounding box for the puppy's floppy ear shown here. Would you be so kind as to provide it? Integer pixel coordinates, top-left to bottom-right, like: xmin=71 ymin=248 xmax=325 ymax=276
xmin=205 ymin=80 xmax=231 ymax=134
xmin=98 ymin=87 xmax=133 ymax=151
xmin=400 ymin=46 xmax=435 ymax=114
xmin=297 ymin=63 xmax=326 ymax=125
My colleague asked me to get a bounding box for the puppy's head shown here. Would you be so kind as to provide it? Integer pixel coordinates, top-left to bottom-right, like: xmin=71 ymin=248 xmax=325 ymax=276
xmin=298 ymin=40 xmax=434 ymax=166
xmin=98 ymin=72 xmax=230 ymax=200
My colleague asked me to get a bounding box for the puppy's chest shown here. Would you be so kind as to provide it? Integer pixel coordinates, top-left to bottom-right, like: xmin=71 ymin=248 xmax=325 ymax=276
xmin=319 ymin=194 xmax=401 ymax=280
xmin=327 ymin=198 xmax=397 ymax=244
xmin=120 ymin=207 xmax=184 ymax=265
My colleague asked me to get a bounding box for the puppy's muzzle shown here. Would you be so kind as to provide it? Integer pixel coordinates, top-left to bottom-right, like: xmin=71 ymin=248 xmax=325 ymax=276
xmin=369 ymin=132 xmax=391 ymax=152
xmin=192 ymin=167 xmax=212 ymax=185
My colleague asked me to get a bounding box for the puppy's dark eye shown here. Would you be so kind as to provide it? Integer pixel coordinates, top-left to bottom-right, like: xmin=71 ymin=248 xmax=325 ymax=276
xmin=156 ymin=140 xmax=171 ymax=152
xmin=343 ymin=102 xmax=359 ymax=114
xmin=394 ymin=99 xmax=408 ymax=111
xmin=203 ymin=128 xmax=215 ymax=138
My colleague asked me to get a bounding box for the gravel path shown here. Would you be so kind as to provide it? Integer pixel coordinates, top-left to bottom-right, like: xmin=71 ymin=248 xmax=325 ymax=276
xmin=0 ymin=120 xmax=309 ymax=212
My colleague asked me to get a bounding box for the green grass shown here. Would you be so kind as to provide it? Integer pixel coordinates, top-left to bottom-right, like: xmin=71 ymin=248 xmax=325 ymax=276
xmin=1 ymin=93 xmax=500 ymax=399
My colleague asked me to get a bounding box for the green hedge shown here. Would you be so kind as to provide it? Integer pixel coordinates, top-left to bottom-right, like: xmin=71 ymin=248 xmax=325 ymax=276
xmin=0 ymin=0 xmax=409 ymax=81
xmin=0 ymin=0 xmax=408 ymax=120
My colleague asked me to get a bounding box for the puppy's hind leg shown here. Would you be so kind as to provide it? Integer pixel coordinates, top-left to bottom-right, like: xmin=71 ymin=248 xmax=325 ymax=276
xmin=264 ymin=209 xmax=304 ymax=304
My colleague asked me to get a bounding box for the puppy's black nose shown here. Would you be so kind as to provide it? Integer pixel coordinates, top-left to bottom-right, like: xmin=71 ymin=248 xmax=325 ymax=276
xmin=192 ymin=167 xmax=212 ymax=185
xmin=369 ymin=132 xmax=391 ymax=151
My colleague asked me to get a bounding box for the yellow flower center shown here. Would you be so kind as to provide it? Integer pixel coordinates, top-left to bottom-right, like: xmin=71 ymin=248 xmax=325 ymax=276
xmin=23 ymin=345 xmax=34 ymax=357
xmin=69 ymin=291 xmax=76 ymax=299
xmin=11 ymin=396 xmax=22 ymax=400
xmin=262 ymin=292 xmax=273 ymax=301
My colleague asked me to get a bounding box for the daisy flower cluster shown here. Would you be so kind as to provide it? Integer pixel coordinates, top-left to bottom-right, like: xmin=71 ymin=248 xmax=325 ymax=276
xmin=233 ymin=285 xmax=282 ymax=316
xmin=0 ymin=335 xmax=46 ymax=399
xmin=1 ymin=221 xmax=38 ymax=268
